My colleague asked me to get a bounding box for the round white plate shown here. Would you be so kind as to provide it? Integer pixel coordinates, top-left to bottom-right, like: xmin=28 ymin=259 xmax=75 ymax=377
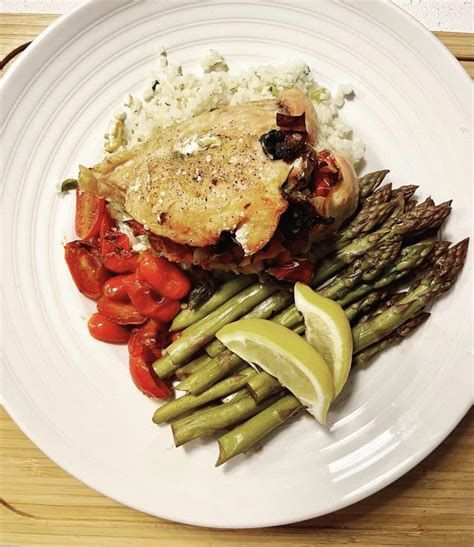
xmin=2 ymin=0 xmax=472 ymax=528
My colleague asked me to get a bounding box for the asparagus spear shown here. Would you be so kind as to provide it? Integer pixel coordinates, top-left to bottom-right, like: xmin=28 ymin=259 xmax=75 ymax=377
xmin=404 ymin=199 xmax=417 ymax=212
xmin=319 ymin=238 xmax=401 ymax=300
xmin=356 ymin=291 xmax=406 ymax=324
xmin=344 ymin=288 xmax=390 ymax=322
xmin=353 ymin=312 xmax=430 ymax=367
xmin=352 ymin=239 xmax=469 ymax=352
xmin=381 ymin=193 xmax=405 ymax=229
xmin=221 ymin=388 xmax=249 ymax=404
xmin=314 ymin=201 xmax=397 ymax=259
xmin=172 ymin=389 xmax=281 ymax=446
xmin=335 ymin=238 xmax=437 ymax=307
xmin=292 ymin=322 xmax=306 ymax=335
xmin=360 ymin=183 xmax=392 ymax=209
xmin=312 ymin=203 xmax=451 ymax=285
xmin=153 ymin=367 xmax=257 ymax=423
xmin=246 ymin=372 xmax=281 ymax=402
xmin=204 ymin=290 xmax=292 ymax=357
xmin=178 ymin=310 xmax=303 ymax=395
xmin=175 ymin=354 xmax=213 ymax=381
xmin=153 ymin=283 xmax=277 ymax=378
xmin=170 ymin=276 xmax=252 ymax=331
xmin=357 ymin=170 xmax=390 ymax=204
xmin=427 ymin=239 xmax=456 ymax=268
xmin=216 ymin=394 xmax=303 ymax=466
xmin=391 ymin=184 xmax=418 ymax=202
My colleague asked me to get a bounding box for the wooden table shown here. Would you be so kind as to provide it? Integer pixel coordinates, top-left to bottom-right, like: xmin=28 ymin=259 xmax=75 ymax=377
xmin=1 ymin=14 xmax=473 ymax=546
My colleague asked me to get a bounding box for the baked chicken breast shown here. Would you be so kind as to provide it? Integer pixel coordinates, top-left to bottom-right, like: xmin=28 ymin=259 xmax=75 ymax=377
xmin=79 ymin=88 xmax=358 ymax=280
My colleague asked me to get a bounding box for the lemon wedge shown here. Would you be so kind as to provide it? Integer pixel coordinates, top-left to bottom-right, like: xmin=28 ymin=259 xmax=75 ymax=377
xmin=216 ymin=318 xmax=334 ymax=424
xmin=294 ymin=282 xmax=352 ymax=397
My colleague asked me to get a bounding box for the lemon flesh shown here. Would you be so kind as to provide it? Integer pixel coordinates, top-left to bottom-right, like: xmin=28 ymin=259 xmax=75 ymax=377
xmin=294 ymin=282 xmax=352 ymax=397
xmin=217 ymin=318 xmax=334 ymax=424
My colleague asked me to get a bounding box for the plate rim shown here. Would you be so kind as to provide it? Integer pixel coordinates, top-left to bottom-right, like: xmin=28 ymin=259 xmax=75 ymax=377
xmin=2 ymin=0 xmax=472 ymax=528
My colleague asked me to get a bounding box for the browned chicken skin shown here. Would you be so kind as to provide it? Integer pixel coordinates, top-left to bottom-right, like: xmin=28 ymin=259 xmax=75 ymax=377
xmin=79 ymin=88 xmax=358 ymax=276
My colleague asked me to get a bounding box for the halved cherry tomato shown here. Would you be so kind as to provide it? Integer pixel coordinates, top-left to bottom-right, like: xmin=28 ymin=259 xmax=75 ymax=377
xmin=128 ymin=319 xmax=169 ymax=357
xmin=129 ymin=355 xmax=170 ymax=399
xmin=97 ymin=296 xmax=146 ymax=325
xmin=101 ymin=233 xmax=139 ymax=273
xmin=101 ymin=230 xmax=129 ymax=255
xmin=128 ymin=322 xmax=171 ymax=399
xmin=75 ymin=190 xmax=105 ymax=240
xmin=103 ymin=251 xmax=139 ymax=274
xmin=64 ymin=241 xmax=109 ymax=300
xmin=88 ymin=313 xmax=130 ymax=343
xmin=99 ymin=208 xmax=115 ymax=243
xmin=102 ymin=274 xmax=132 ymax=301
xmin=126 ymin=273 xmax=181 ymax=322
xmin=138 ymin=250 xmax=191 ymax=299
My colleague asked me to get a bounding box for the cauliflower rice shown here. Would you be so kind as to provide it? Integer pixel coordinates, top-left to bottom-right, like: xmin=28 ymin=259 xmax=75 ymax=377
xmin=106 ymin=49 xmax=365 ymax=166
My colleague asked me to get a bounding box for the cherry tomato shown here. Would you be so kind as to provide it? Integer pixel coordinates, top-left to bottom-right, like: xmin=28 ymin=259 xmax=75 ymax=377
xmin=129 ymin=355 xmax=170 ymax=399
xmin=128 ymin=323 xmax=171 ymax=399
xmin=101 ymin=232 xmax=139 ymax=273
xmin=128 ymin=319 xmax=169 ymax=356
xmin=138 ymin=251 xmax=191 ymax=299
xmin=126 ymin=274 xmax=181 ymax=322
xmin=97 ymin=296 xmax=146 ymax=325
xmin=75 ymin=189 xmax=105 ymax=240
xmin=64 ymin=241 xmax=109 ymax=300
xmin=88 ymin=313 xmax=130 ymax=343
xmin=102 ymin=274 xmax=132 ymax=301
xmin=99 ymin=208 xmax=115 ymax=242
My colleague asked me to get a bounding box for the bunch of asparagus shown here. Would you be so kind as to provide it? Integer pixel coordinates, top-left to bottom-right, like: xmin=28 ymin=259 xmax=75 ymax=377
xmin=151 ymin=170 xmax=469 ymax=466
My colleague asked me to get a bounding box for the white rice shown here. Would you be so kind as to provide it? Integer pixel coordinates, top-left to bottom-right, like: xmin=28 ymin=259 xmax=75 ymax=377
xmin=105 ymin=49 xmax=365 ymax=165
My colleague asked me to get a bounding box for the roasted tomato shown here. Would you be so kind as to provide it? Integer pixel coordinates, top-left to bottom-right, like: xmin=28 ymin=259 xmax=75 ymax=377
xmin=102 ymin=274 xmax=132 ymax=301
xmin=126 ymin=273 xmax=181 ymax=322
xmin=64 ymin=241 xmax=109 ymax=300
xmin=128 ymin=321 xmax=171 ymax=399
xmin=101 ymin=232 xmax=139 ymax=273
xmin=97 ymin=296 xmax=146 ymax=325
xmin=87 ymin=313 xmax=130 ymax=343
xmin=75 ymin=190 xmax=105 ymax=240
xmin=138 ymin=250 xmax=191 ymax=299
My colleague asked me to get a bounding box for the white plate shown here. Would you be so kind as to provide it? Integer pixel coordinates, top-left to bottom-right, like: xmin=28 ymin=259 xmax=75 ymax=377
xmin=2 ymin=0 xmax=472 ymax=529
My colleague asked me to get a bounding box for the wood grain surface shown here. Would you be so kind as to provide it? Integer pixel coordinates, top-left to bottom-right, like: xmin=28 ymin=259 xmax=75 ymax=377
xmin=1 ymin=13 xmax=473 ymax=546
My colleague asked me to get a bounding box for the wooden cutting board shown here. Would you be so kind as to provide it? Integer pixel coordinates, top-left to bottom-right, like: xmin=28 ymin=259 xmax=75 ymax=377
xmin=1 ymin=13 xmax=473 ymax=546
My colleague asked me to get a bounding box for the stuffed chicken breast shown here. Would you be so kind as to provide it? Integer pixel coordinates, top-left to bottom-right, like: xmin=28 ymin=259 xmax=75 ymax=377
xmin=79 ymin=88 xmax=358 ymax=280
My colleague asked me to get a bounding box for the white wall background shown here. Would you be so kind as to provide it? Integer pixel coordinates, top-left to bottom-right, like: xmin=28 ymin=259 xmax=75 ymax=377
xmin=1 ymin=0 xmax=473 ymax=33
